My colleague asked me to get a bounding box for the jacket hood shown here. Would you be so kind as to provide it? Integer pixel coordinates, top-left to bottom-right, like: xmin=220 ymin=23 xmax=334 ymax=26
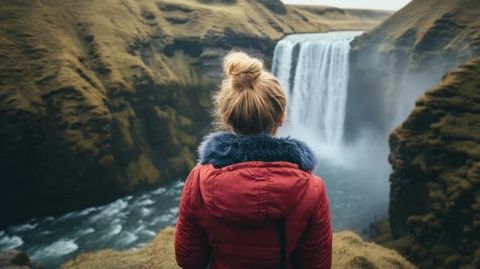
xmin=197 ymin=132 xmax=317 ymax=223
xmin=198 ymin=132 xmax=316 ymax=171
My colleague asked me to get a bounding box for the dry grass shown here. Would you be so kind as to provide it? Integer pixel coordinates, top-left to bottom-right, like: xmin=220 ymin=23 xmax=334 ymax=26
xmin=354 ymin=0 xmax=480 ymax=53
xmin=62 ymin=227 xmax=414 ymax=269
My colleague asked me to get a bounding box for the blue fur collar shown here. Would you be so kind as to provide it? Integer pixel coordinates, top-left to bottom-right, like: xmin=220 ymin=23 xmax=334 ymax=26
xmin=198 ymin=132 xmax=316 ymax=171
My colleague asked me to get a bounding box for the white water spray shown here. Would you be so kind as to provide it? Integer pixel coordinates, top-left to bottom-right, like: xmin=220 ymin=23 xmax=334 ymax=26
xmin=273 ymin=32 xmax=390 ymax=230
xmin=273 ymin=32 xmax=362 ymax=163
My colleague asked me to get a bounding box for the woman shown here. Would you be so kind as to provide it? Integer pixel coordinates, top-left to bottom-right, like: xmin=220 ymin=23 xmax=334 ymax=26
xmin=175 ymin=52 xmax=332 ymax=269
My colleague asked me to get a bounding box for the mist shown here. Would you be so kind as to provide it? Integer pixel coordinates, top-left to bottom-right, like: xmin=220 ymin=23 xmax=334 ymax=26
xmin=273 ymin=32 xmax=391 ymax=232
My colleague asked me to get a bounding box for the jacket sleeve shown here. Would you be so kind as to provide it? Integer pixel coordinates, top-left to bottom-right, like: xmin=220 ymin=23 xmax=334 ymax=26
xmin=175 ymin=167 xmax=211 ymax=269
xmin=294 ymin=178 xmax=333 ymax=269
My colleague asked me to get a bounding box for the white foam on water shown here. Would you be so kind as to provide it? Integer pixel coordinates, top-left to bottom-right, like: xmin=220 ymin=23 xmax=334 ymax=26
xmin=135 ymin=198 xmax=154 ymax=207
xmin=169 ymin=207 xmax=179 ymax=215
xmin=132 ymin=224 xmax=146 ymax=234
xmin=156 ymin=214 xmax=175 ymax=224
xmin=89 ymin=199 xmax=128 ymax=222
xmin=38 ymin=230 xmax=53 ymax=237
xmin=43 ymin=216 xmax=55 ymax=222
xmin=140 ymin=208 xmax=151 ymax=217
xmin=76 ymin=228 xmax=95 ymax=237
xmin=0 ymin=234 xmax=24 ymax=250
xmin=11 ymin=223 xmax=38 ymax=232
xmin=140 ymin=229 xmax=156 ymax=237
xmin=30 ymin=238 xmax=78 ymax=260
xmin=116 ymin=231 xmax=138 ymax=246
xmin=152 ymin=187 xmax=167 ymax=195
xmin=77 ymin=207 xmax=97 ymax=217
xmin=109 ymin=224 xmax=123 ymax=236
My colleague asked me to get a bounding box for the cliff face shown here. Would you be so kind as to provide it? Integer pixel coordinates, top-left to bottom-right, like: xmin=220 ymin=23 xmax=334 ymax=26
xmin=346 ymin=0 xmax=480 ymax=267
xmin=62 ymin=227 xmax=415 ymax=269
xmin=0 ymin=0 xmax=389 ymax=227
xmin=388 ymin=58 xmax=480 ymax=268
xmin=345 ymin=0 xmax=480 ymax=138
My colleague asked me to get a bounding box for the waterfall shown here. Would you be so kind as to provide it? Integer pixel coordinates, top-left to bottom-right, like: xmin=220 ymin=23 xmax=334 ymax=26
xmin=273 ymin=32 xmax=362 ymax=150
xmin=272 ymin=32 xmax=390 ymax=230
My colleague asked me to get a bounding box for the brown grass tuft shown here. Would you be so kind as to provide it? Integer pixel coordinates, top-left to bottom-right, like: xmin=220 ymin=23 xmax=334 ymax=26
xmin=62 ymin=228 xmax=414 ymax=269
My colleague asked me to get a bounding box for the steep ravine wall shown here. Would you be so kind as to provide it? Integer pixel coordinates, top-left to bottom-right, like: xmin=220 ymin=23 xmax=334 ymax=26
xmin=344 ymin=0 xmax=480 ymax=268
xmin=345 ymin=0 xmax=480 ymax=138
xmin=388 ymin=58 xmax=480 ymax=268
xmin=0 ymin=0 xmax=389 ymax=228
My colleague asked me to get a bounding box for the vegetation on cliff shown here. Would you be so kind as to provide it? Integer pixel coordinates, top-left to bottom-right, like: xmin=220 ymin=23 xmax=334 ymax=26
xmin=62 ymin=227 xmax=414 ymax=269
xmin=0 ymin=0 xmax=389 ymax=227
xmin=385 ymin=58 xmax=480 ymax=268
xmin=345 ymin=1 xmax=480 ymax=267
xmin=345 ymin=0 xmax=480 ymax=136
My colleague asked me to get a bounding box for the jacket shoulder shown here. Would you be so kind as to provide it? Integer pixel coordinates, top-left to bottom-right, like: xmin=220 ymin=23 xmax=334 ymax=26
xmin=301 ymin=173 xmax=328 ymax=215
xmin=182 ymin=165 xmax=214 ymax=209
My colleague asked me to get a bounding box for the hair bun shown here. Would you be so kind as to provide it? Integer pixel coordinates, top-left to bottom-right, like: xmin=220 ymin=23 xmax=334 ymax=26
xmin=223 ymin=52 xmax=263 ymax=91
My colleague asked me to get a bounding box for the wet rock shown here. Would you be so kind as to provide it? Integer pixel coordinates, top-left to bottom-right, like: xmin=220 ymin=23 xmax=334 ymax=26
xmin=0 ymin=251 xmax=40 ymax=269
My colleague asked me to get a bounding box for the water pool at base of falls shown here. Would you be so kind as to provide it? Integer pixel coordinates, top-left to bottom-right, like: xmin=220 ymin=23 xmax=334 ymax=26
xmin=0 ymin=31 xmax=390 ymax=268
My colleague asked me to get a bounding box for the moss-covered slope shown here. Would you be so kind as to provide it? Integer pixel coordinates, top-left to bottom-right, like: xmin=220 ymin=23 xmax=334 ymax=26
xmin=0 ymin=0 xmax=389 ymax=227
xmin=386 ymin=58 xmax=480 ymax=268
xmin=62 ymin=227 xmax=414 ymax=269
xmin=345 ymin=0 xmax=480 ymax=136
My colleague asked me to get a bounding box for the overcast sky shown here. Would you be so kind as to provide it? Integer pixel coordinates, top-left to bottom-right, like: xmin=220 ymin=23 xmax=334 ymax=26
xmin=282 ymin=0 xmax=411 ymax=10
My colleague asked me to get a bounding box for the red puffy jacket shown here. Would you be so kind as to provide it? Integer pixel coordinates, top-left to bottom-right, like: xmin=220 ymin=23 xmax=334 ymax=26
xmin=175 ymin=132 xmax=332 ymax=269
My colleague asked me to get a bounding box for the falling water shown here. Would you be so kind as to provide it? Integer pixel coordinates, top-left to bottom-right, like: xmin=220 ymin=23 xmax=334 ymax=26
xmin=272 ymin=32 xmax=389 ymax=232
xmin=273 ymin=32 xmax=362 ymax=149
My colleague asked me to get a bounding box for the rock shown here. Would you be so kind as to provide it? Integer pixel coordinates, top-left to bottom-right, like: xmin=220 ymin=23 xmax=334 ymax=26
xmin=62 ymin=227 xmax=415 ymax=269
xmin=0 ymin=251 xmax=38 ymax=269
xmin=0 ymin=0 xmax=390 ymax=228
xmin=387 ymin=58 xmax=480 ymax=268
xmin=346 ymin=1 xmax=480 ymax=267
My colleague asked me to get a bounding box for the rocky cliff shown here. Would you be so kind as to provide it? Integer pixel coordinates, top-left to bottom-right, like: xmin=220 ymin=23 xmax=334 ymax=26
xmin=62 ymin=227 xmax=414 ymax=269
xmin=0 ymin=0 xmax=389 ymax=228
xmin=345 ymin=0 xmax=480 ymax=138
xmin=386 ymin=58 xmax=480 ymax=268
xmin=345 ymin=0 xmax=480 ymax=267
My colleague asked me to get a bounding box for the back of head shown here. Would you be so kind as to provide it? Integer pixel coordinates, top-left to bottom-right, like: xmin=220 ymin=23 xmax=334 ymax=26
xmin=213 ymin=52 xmax=287 ymax=135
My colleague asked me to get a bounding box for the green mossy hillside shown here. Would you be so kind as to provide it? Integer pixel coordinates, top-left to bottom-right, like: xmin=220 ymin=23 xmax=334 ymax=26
xmin=387 ymin=58 xmax=480 ymax=268
xmin=345 ymin=0 xmax=480 ymax=135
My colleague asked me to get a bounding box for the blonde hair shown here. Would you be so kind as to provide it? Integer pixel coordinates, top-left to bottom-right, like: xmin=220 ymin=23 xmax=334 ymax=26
xmin=213 ymin=51 xmax=287 ymax=135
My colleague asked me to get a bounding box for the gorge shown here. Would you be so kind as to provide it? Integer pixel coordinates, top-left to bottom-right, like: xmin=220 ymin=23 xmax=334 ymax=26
xmin=1 ymin=0 xmax=480 ymax=268
xmin=0 ymin=31 xmax=392 ymax=269
xmin=0 ymin=0 xmax=390 ymax=228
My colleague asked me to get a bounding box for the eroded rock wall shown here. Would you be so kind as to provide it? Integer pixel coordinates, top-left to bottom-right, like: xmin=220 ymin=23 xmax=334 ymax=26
xmin=388 ymin=58 xmax=480 ymax=268
xmin=345 ymin=0 xmax=480 ymax=139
